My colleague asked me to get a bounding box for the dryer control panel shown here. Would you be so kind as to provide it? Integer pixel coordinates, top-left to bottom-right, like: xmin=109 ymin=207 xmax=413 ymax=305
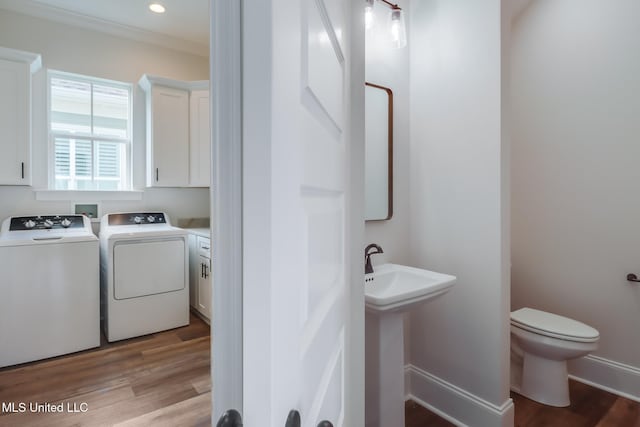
xmin=107 ymin=213 xmax=167 ymax=226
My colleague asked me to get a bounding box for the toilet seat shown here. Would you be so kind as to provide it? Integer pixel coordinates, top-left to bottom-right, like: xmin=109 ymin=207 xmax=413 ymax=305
xmin=511 ymin=308 xmax=599 ymax=343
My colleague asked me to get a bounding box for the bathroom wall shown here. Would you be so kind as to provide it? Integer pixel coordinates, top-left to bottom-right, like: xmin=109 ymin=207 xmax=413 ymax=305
xmin=363 ymin=4 xmax=414 ymax=424
xmin=364 ymin=0 xmax=411 ymax=266
xmin=406 ymin=1 xmax=513 ymax=425
xmin=0 ymin=9 xmax=210 ymax=227
xmin=511 ymin=0 xmax=640 ymax=399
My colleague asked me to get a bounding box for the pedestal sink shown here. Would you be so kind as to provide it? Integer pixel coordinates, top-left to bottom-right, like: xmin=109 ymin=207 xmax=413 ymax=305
xmin=365 ymin=264 xmax=456 ymax=427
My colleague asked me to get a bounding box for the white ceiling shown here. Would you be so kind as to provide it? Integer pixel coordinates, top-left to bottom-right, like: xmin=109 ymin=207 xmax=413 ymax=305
xmin=0 ymin=0 xmax=209 ymax=56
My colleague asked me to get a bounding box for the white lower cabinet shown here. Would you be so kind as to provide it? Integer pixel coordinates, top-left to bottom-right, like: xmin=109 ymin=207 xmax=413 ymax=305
xmin=189 ymin=234 xmax=212 ymax=322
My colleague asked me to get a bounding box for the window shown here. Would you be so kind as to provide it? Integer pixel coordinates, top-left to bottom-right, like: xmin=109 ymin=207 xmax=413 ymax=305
xmin=48 ymin=71 xmax=132 ymax=191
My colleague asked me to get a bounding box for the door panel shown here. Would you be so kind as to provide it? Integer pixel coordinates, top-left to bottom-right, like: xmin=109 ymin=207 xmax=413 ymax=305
xmin=298 ymin=0 xmax=347 ymax=424
xmin=244 ymin=0 xmax=350 ymax=425
xmin=198 ymin=254 xmax=212 ymax=319
xmin=304 ymin=0 xmax=344 ymax=131
xmin=151 ymin=86 xmax=189 ymax=187
xmin=113 ymin=239 xmax=185 ymax=299
xmin=0 ymin=59 xmax=29 ymax=185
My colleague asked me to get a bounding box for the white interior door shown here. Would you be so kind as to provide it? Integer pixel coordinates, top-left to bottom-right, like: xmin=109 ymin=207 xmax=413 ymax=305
xmin=240 ymin=0 xmax=360 ymax=426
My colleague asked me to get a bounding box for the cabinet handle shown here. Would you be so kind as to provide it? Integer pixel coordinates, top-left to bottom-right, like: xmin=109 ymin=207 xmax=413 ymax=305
xmin=204 ymin=263 xmax=209 ymax=279
xmin=156 ymin=168 xmax=159 ymax=182
xmin=21 ymin=162 xmax=24 ymax=179
xmin=201 ymin=263 xmax=204 ymax=278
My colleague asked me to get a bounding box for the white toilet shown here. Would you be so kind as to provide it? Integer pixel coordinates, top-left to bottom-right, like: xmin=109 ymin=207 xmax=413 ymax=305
xmin=510 ymin=307 xmax=599 ymax=407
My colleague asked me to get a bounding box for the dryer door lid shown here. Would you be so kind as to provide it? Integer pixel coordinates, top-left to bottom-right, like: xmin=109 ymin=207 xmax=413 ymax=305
xmin=511 ymin=307 xmax=599 ymax=341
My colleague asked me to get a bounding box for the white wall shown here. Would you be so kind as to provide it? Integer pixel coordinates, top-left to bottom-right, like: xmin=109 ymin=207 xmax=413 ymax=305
xmin=0 ymin=9 xmax=210 ymax=226
xmin=512 ymin=0 xmax=640 ymax=397
xmin=364 ymin=0 xmax=411 ymax=266
xmin=363 ymin=4 xmax=413 ymax=424
xmin=407 ymin=1 xmax=512 ymax=425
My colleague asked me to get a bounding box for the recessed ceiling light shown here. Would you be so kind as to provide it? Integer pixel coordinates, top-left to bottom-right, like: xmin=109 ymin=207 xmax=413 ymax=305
xmin=149 ymin=3 xmax=166 ymax=13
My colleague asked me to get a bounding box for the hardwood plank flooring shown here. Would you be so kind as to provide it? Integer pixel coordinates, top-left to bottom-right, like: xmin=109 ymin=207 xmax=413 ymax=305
xmin=405 ymin=379 xmax=640 ymax=427
xmin=405 ymin=400 xmax=456 ymax=427
xmin=4 ymin=319 xmax=639 ymax=427
xmin=0 ymin=313 xmax=211 ymax=427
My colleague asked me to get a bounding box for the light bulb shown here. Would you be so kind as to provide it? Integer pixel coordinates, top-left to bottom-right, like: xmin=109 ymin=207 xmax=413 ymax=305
xmin=149 ymin=3 xmax=165 ymax=13
xmin=389 ymin=8 xmax=407 ymax=48
xmin=365 ymin=0 xmax=374 ymax=30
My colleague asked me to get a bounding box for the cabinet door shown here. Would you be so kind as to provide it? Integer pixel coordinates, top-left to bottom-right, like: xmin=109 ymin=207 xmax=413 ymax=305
xmin=198 ymin=254 xmax=212 ymax=319
xmin=148 ymin=86 xmax=189 ymax=187
xmin=188 ymin=234 xmax=198 ymax=308
xmin=0 ymin=59 xmax=30 ymax=185
xmin=189 ymin=89 xmax=211 ymax=187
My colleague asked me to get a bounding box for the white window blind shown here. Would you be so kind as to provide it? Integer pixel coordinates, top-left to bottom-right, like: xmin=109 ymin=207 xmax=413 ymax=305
xmin=49 ymin=71 xmax=132 ymax=191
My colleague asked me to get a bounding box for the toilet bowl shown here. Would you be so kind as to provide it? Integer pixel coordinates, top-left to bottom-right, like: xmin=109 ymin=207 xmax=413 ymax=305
xmin=510 ymin=307 xmax=599 ymax=407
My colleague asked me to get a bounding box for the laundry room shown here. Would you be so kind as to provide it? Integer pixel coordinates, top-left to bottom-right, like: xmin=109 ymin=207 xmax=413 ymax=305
xmin=0 ymin=1 xmax=213 ymax=425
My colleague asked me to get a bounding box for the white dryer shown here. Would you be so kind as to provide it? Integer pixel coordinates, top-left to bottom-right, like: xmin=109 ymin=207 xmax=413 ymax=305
xmin=100 ymin=212 xmax=189 ymax=342
xmin=0 ymin=215 xmax=99 ymax=368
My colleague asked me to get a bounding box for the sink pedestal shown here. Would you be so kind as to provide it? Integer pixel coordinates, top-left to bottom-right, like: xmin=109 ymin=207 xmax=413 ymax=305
xmin=364 ymin=264 xmax=456 ymax=427
xmin=365 ymin=311 xmax=406 ymax=427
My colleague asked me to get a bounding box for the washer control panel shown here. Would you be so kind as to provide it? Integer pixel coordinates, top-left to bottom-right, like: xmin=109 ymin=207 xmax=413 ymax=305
xmin=9 ymin=215 xmax=85 ymax=231
xmin=107 ymin=213 xmax=167 ymax=226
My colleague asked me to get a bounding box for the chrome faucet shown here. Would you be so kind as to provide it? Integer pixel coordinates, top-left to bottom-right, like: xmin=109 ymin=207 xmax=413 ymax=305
xmin=364 ymin=243 xmax=384 ymax=274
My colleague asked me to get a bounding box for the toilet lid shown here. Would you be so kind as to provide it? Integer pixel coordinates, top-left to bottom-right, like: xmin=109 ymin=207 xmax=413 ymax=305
xmin=511 ymin=307 xmax=599 ymax=342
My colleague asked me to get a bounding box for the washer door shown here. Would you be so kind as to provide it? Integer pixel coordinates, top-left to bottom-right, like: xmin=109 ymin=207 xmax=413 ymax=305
xmin=113 ymin=238 xmax=185 ymax=300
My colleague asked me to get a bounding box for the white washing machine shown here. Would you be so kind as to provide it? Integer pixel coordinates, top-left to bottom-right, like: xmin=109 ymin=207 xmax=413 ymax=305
xmin=100 ymin=212 xmax=189 ymax=342
xmin=0 ymin=215 xmax=100 ymax=368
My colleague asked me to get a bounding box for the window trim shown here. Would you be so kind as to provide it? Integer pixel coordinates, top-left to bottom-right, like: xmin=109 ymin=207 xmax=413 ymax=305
xmin=47 ymin=69 xmax=133 ymax=191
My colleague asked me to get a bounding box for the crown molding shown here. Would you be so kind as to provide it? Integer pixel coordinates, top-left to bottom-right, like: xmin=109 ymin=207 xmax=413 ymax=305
xmin=0 ymin=0 xmax=208 ymax=57
xmin=0 ymin=46 xmax=42 ymax=72
xmin=138 ymin=74 xmax=209 ymax=92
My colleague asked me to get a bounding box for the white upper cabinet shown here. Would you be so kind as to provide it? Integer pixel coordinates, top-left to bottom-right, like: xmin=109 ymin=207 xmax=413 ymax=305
xmin=0 ymin=47 xmax=41 ymax=186
xmin=139 ymin=75 xmax=210 ymax=188
xmin=189 ymin=88 xmax=211 ymax=187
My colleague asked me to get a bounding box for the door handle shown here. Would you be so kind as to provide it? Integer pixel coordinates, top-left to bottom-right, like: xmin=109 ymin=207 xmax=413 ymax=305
xmin=284 ymin=410 xmax=333 ymax=427
xmin=627 ymin=273 xmax=640 ymax=282
xmin=216 ymin=409 xmax=242 ymax=427
xmin=285 ymin=410 xmax=300 ymax=427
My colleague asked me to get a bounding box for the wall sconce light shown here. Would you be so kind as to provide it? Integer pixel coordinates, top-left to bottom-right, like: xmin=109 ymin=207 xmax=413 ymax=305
xmin=365 ymin=0 xmax=407 ymax=49
xmin=365 ymin=0 xmax=375 ymax=30
xmin=389 ymin=6 xmax=407 ymax=48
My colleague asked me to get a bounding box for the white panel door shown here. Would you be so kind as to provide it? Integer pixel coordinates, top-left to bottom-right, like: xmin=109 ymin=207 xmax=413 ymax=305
xmin=242 ymin=0 xmax=354 ymax=426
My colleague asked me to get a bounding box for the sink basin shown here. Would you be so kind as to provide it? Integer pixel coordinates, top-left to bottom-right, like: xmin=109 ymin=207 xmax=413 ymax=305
xmin=365 ymin=263 xmax=456 ymax=313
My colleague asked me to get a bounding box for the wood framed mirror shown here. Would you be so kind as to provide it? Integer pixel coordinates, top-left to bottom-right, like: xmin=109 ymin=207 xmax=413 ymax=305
xmin=365 ymin=82 xmax=393 ymax=221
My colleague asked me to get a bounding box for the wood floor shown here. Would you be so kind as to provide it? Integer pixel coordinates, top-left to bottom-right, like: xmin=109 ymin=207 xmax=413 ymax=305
xmin=0 ymin=313 xmax=211 ymax=427
xmin=405 ymin=379 xmax=640 ymax=427
xmin=2 ymin=322 xmax=639 ymax=427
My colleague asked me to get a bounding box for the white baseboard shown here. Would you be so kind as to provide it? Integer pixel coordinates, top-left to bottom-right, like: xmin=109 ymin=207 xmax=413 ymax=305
xmin=568 ymin=355 xmax=640 ymax=403
xmin=405 ymin=364 xmax=514 ymax=427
